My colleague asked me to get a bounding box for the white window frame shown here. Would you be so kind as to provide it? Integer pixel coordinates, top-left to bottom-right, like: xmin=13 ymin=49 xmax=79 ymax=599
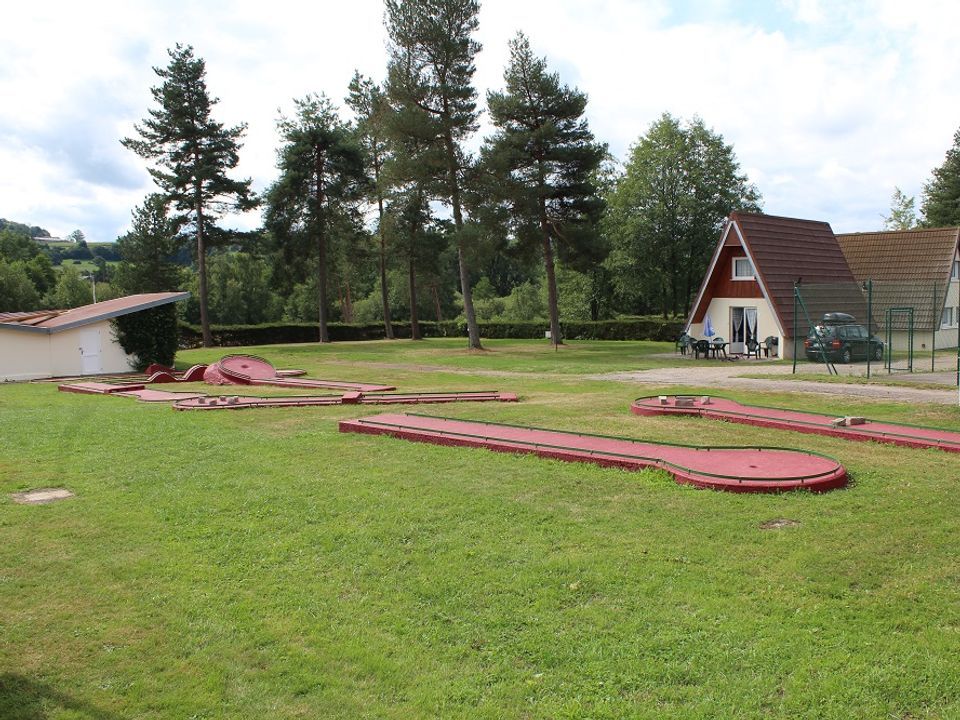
xmin=732 ymin=257 xmax=754 ymax=281
xmin=951 ymin=259 xmax=959 ymax=281
xmin=942 ymin=306 xmax=956 ymax=328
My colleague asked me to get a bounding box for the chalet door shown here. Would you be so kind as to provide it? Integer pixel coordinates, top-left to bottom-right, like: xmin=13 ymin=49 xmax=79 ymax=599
xmin=730 ymin=307 xmax=757 ymax=354
xmin=79 ymin=328 xmax=102 ymax=375
xmin=730 ymin=307 xmax=745 ymax=354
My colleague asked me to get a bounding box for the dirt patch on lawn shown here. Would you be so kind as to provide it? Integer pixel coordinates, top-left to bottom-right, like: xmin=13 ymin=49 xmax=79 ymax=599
xmin=759 ymin=518 xmax=800 ymax=530
xmin=10 ymin=488 xmax=75 ymax=504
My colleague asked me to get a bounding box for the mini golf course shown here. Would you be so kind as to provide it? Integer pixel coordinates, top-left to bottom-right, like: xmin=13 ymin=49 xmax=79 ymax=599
xmin=632 ymin=395 xmax=960 ymax=453
xmin=339 ymin=413 xmax=849 ymax=493
xmin=173 ymin=390 xmax=518 ymax=411
xmin=56 ymin=355 xmax=518 ymax=411
xmin=203 ymin=354 xmax=395 ymax=392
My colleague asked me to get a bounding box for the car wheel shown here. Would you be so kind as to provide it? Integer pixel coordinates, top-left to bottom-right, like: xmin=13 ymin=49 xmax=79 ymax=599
xmin=841 ymin=347 xmax=852 ymax=364
xmin=873 ymin=344 xmax=883 ymax=361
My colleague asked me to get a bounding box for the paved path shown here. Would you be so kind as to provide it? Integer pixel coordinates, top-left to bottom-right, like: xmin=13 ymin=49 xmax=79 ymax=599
xmin=591 ymin=365 xmax=960 ymax=405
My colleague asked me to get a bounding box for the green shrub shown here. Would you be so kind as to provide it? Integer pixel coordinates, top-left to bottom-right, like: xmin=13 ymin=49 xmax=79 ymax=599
xmin=114 ymin=304 xmax=179 ymax=370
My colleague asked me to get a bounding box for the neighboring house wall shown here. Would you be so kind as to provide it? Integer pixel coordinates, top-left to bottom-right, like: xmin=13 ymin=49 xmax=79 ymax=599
xmin=934 ymin=264 xmax=959 ymax=349
xmin=0 ymin=320 xmax=133 ymax=382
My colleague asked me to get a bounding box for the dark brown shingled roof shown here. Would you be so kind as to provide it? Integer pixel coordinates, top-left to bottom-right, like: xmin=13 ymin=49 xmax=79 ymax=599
xmin=836 ymin=228 xmax=959 ymax=330
xmin=836 ymin=227 xmax=959 ymax=284
xmin=731 ymin=212 xmax=861 ymax=336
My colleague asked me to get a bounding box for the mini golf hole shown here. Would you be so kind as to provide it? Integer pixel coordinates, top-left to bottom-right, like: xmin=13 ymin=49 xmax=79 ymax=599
xmin=760 ymin=518 xmax=800 ymax=530
xmin=10 ymin=488 xmax=75 ymax=505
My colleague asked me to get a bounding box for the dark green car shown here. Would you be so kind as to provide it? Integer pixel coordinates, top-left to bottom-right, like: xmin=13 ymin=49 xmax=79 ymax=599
xmin=804 ymin=319 xmax=884 ymax=363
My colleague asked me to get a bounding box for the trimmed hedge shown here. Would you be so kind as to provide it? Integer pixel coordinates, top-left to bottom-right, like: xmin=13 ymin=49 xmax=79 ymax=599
xmin=178 ymin=317 xmax=684 ymax=348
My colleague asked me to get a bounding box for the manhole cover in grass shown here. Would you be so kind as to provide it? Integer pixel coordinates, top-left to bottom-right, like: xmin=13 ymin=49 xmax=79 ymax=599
xmin=10 ymin=488 xmax=75 ymax=505
xmin=759 ymin=518 xmax=799 ymax=530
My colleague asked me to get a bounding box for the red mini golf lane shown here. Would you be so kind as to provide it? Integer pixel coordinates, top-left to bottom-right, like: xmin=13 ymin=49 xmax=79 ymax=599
xmin=631 ymin=396 xmax=960 ymax=453
xmin=339 ymin=413 xmax=848 ymax=493
xmin=173 ymin=390 xmax=518 ymax=411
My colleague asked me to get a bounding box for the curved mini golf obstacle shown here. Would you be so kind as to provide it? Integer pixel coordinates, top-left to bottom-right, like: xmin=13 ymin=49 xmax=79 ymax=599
xmin=632 ymin=395 xmax=960 ymax=454
xmin=339 ymin=413 xmax=848 ymax=493
xmin=204 ymin=354 xmax=394 ymax=392
xmin=174 ymin=390 xmax=518 ymax=411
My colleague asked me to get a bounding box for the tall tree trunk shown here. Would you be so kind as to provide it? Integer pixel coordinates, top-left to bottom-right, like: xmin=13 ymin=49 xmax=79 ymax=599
xmin=195 ymin=192 xmax=212 ymax=348
xmin=344 ymin=279 xmax=353 ymax=324
xmin=376 ymin=188 xmax=394 ymax=339
xmin=315 ymin=152 xmax=330 ymax=343
xmin=539 ymin=207 xmax=562 ymax=347
xmin=408 ymin=251 xmax=421 ymax=340
xmin=317 ymin=227 xmax=329 ymax=342
xmin=432 ymin=284 xmax=442 ymax=322
xmin=443 ymin=125 xmax=481 ymax=350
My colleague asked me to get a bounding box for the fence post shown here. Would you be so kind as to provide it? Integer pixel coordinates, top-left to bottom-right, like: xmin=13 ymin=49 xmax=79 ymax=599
xmin=792 ymin=284 xmax=798 ymax=375
xmin=866 ymin=279 xmax=873 ymax=380
xmin=932 ymin=282 xmax=939 ymax=373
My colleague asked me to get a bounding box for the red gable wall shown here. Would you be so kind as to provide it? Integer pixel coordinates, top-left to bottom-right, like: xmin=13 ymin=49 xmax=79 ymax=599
xmin=692 ymin=245 xmax=763 ymax=323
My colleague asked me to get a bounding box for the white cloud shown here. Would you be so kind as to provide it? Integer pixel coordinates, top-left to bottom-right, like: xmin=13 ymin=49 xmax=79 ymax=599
xmin=2 ymin=0 xmax=960 ymax=240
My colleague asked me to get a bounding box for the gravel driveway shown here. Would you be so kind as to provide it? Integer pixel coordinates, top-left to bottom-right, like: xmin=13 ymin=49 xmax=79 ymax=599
xmin=592 ymin=363 xmax=960 ymax=405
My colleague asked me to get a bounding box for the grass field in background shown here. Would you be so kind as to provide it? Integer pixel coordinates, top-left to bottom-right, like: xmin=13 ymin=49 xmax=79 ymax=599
xmin=55 ymin=259 xmax=118 ymax=274
xmin=2 ymin=339 xmax=959 ymax=718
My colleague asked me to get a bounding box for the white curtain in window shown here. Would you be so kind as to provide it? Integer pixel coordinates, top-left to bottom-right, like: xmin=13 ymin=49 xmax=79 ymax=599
xmin=732 ymin=310 xmax=743 ymax=341
xmin=745 ymin=308 xmax=757 ymax=341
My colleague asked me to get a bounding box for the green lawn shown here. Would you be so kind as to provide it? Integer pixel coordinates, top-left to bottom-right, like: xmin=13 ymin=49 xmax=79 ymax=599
xmin=2 ymin=339 xmax=960 ymax=718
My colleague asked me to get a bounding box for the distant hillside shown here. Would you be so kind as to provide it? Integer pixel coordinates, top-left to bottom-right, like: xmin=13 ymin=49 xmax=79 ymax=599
xmin=0 ymin=218 xmax=51 ymax=238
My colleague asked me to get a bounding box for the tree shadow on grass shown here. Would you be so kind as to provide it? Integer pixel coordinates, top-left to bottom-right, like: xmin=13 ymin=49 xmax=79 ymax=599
xmin=0 ymin=673 xmax=121 ymax=720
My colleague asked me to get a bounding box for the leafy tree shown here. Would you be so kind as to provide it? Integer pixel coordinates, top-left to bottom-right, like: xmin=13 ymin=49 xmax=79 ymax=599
xmin=265 ymin=94 xmax=366 ymax=342
xmin=605 ymin=113 xmax=761 ymax=317
xmin=921 ymin=127 xmax=960 ymax=226
xmin=0 ymin=259 xmax=41 ymax=311
xmin=24 ymin=253 xmax=56 ymax=294
xmin=483 ymin=33 xmax=607 ymax=344
xmin=122 ymin=43 xmax=256 ymax=347
xmin=0 ymin=228 xmax=41 ymax=263
xmin=347 ymin=72 xmax=395 ymax=338
xmin=384 ymin=0 xmax=484 ymax=349
xmin=0 ymin=219 xmax=49 ymax=238
xmin=66 ymin=229 xmax=85 ymax=244
xmin=45 ymin=266 xmax=92 ymax=308
xmin=200 ymin=252 xmax=283 ymax=325
xmin=114 ymin=194 xmax=184 ymax=293
xmin=883 ymin=187 xmax=918 ymax=230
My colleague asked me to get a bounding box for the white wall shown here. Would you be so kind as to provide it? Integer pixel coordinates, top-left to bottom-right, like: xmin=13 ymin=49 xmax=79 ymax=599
xmin=686 ymin=297 xmax=788 ymax=358
xmin=0 ymin=320 xmax=134 ymax=381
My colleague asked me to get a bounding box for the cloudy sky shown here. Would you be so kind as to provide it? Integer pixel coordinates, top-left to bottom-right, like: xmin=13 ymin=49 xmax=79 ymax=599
xmin=3 ymin=0 xmax=959 ymax=242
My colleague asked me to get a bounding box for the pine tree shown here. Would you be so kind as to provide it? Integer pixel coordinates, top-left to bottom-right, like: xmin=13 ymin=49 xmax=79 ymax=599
xmin=122 ymin=44 xmax=255 ymax=347
xmin=114 ymin=194 xmax=184 ymax=294
xmin=921 ymin=127 xmax=960 ymax=226
xmin=265 ymin=95 xmax=366 ymax=343
xmin=347 ymin=72 xmax=395 ymax=338
xmin=384 ymin=0 xmax=484 ymax=349
xmin=483 ymin=33 xmax=607 ymax=345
